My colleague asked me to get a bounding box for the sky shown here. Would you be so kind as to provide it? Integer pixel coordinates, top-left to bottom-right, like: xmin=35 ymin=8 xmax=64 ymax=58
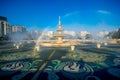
xmin=0 ymin=0 xmax=120 ymax=33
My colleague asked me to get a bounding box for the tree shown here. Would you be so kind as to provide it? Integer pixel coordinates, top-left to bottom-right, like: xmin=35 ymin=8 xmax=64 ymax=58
xmin=85 ymin=34 xmax=92 ymax=39
xmin=112 ymin=28 xmax=120 ymax=39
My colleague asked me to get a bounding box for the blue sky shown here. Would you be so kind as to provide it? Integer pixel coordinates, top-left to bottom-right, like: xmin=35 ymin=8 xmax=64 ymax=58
xmin=0 ymin=0 xmax=120 ymax=32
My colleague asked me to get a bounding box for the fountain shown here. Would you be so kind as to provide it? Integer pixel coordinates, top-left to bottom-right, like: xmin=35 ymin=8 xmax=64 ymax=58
xmin=96 ymin=30 xmax=109 ymax=48
xmin=13 ymin=43 xmax=16 ymax=47
xmin=97 ymin=43 xmax=101 ymax=48
xmin=13 ymin=39 xmax=24 ymax=50
xmin=63 ymin=59 xmax=85 ymax=73
xmin=13 ymin=43 xmax=20 ymax=49
xmin=16 ymin=45 xmax=20 ymax=49
xmin=1 ymin=62 xmax=23 ymax=71
xmin=60 ymin=59 xmax=93 ymax=79
xmin=35 ymin=45 xmax=40 ymax=52
xmin=34 ymin=16 xmax=79 ymax=55
xmin=104 ymin=42 xmax=107 ymax=46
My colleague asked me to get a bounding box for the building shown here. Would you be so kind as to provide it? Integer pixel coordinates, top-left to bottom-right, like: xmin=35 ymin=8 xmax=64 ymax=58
xmin=0 ymin=16 xmax=12 ymax=37
xmin=12 ymin=25 xmax=26 ymax=33
xmin=64 ymin=31 xmax=76 ymax=36
xmin=79 ymin=31 xmax=90 ymax=39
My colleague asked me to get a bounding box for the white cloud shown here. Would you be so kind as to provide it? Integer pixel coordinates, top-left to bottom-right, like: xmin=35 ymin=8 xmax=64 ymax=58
xmin=97 ymin=10 xmax=111 ymax=14
xmin=62 ymin=23 xmax=117 ymax=34
xmin=63 ymin=11 xmax=80 ymax=17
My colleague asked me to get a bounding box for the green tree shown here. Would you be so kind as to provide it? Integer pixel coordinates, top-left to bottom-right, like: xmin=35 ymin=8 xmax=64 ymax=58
xmin=112 ymin=28 xmax=120 ymax=39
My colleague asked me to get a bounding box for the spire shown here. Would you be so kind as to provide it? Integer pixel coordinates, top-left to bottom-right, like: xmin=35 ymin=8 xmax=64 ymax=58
xmin=58 ymin=16 xmax=62 ymax=27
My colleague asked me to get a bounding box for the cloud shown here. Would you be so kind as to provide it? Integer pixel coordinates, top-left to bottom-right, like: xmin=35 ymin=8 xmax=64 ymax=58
xmin=63 ymin=22 xmax=117 ymax=34
xmin=97 ymin=10 xmax=111 ymax=14
xmin=63 ymin=11 xmax=80 ymax=17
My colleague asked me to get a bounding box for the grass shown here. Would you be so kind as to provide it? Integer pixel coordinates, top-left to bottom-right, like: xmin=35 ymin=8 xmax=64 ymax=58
xmin=0 ymin=50 xmax=34 ymax=61
xmin=66 ymin=50 xmax=108 ymax=63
